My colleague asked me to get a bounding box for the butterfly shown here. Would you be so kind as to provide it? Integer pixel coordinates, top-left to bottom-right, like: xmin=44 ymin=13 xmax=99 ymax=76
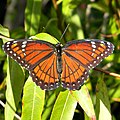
xmin=3 ymin=39 xmax=114 ymax=90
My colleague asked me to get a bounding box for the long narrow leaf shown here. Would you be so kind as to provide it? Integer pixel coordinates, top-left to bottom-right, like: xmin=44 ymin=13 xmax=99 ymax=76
xmin=1 ymin=25 xmax=25 ymax=120
xmin=25 ymin=0 xmax=42 ymax=36
xmin=62 ymin=0 xmax=84 ymax=40
xmin=21 ymin=77 xmax=45 ymax=120
xmin=99 ymin=100 xmax=112 ymax=120
xmin=50 ymin=90 xmax=77 ymax=120
xmin=96 ymin=77 xmax=111 ymax=119
xmin=5 ymin=58 xmax=25 ymax=120
xmin=72 ymin=85 xmax=96 ymax=119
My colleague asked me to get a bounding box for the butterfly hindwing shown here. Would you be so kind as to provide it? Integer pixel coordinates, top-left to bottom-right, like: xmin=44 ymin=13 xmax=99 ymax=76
xmin=30 ymin=52 xmax=60 ymax=90
xmin=61 ymin=52 xmax=89 ymax=90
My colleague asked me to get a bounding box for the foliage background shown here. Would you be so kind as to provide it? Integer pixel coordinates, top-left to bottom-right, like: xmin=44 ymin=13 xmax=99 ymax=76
xmin=0 ymin=0 xmax=120 ymax=120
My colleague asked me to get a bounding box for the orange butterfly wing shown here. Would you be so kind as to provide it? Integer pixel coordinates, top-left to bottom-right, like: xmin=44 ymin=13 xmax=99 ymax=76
xmin=3 ymin=39 xmax=114 ymax=90
xmin=3 ymin=39 xmax=60 ymax=90
xmin=61 ymin=39 xmax=114 ymax=90
xmin=30 ymin=52 xmax=60 ymax=90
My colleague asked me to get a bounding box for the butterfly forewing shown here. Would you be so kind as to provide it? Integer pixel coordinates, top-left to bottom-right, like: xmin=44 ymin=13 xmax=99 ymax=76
xmin=61 ymin=39 xmax=114 ymax=90
xmin=3 ymin=39 xmax=60 ymax=90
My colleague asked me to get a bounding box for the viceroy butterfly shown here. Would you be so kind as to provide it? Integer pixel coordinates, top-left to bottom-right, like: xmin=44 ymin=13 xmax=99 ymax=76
xmin=3 ymin=39 xmax=114 ymax=90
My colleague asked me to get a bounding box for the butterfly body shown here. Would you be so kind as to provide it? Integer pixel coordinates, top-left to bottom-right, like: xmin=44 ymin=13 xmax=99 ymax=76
xmin=3 ymin=39 xmax=114 ymax=90
xmin=56 ymin=43 xmax=62 ymax=74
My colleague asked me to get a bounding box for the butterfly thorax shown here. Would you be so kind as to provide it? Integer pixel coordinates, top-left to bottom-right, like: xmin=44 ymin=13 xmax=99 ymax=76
xmin=56 ymin=43 xmax=62 ymax=74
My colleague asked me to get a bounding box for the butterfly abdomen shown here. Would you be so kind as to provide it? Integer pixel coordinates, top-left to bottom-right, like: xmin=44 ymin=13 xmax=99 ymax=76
xmin=56 ymin=43 xmax=62 ymax=74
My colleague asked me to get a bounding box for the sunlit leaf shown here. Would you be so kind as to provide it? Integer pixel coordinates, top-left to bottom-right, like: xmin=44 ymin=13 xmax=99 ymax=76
xmin=99 ymin=100 xmax=112 ymax=120
xmin=72 ymin=85 xmax=96 ymax=119
xmin=21 ymin=77 xmax=45 ymax=120
xmin=96 ymin=77 xmax=111 ymax=119
xmin=5 ymin=58 xmax=25 ymax=120
xmin=50 ymin=90 xmax=77 ymax=120
xmin=25 ymin=0 xmax=42 ymax=36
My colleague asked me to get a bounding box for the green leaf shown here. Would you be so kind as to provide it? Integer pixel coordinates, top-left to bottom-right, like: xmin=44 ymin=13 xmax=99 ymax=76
xmin=21 ymin=77 xmax=45 ymax=120
xmin=62 ymin=1 xmax=84 ymax=40
xmin=42 ymin=92 xmax=57 ymax=120
xmin=5 ymin=58 xmax=25 ymax=120
xmin=29 ymin=32 xmax=59 ymax=44
xmin=50 ymin=90 xmax=77 ymax=120
xmin=68 ymin=13 xmax=84 ymax=39
xmin=96 ymin=77 xmax=111 ymax=119
xmin=35 ymin=33 xmax=59 ymax=44
xmin=0 ymin=25 xmax=9 ymax=37
xmin=62 ymin=0 xmax=74 ymax=17
xmin=90 ymin=2 xmax=109 ymax=13
xmin=109 ymin=17 xmax=120 ymax=34
xmin=25 ymin=0 xmax=42 ymax=36
xmin=0 ymin=25 xmax=10 ymax=61
xmin=109 ymin=84 xmax=120 ymax=102
xmin=0 ymin=25 xmax=10 ymax=43
xmin=1 ymin=26 xmax=24 ymax=120
xmin=72 ymin=85 xmax=96 ymax=119
xmin=98 ymin=100 xmax=112 ymax=120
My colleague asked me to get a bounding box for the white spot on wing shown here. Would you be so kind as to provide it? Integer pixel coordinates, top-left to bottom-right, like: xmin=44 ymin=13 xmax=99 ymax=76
xmin=10 ymin=51 xmax=13 ymax=54
xmin=39 ymin=81 xmax=42 ymax=84
xmin=23 ymin=53 xmax=26 ymax=56
xmin=100 ymin=41 xmax=105 ymax=44
xmin=6 ymin=42 xmax=11 ymax=45
xmin=81 ymin=77 xmax=84 ymax=80
xmin=7 ymin=48 xmax=10 ymax=50
xmin=21 ymin=60 xmax=24 ymax=63
xmin=22 ymin=44 xmax=26 ymax=48
xmin=67 ymin=83 xmax=70 ymax=86
xmin=72 ymin=83 xmax=75 ymax=86
xmin=55 ymin=82 xmax=59 ymax=85
xmin=85 ymin=71 xmax=87 ymax=74
xmin=17 ymin=56 xmax=21 ymax=59
xmin=85 ymin=39 xmax=90 ymax=41
xmin=50 ymin=84 xmax=54 ymax=87
xmin=22 ymin=49 xmax=25 ymax=52
xmin=6 ymin=45 xmax=10 ymax=47
xmin=13 ymin=41 xmax=18 ymax=43
xmin=91 ymin=53 xmax=94 ymax=56
xmin=91 ymin=41 xmax=95 ymax=44
xmin=88 ymin=66 xmax=91 ymax=69
xmin=13 ymin=53 xmax=17 ymax=56
xmin=90 ymin=64 xmax=93 ymax=66
xmin=77 ymin=80 xmax=80 ymax=83
xmin=97 ymin=56 xmax=100 ymax=59
xmin=92 ymin=44 xmax=96 ymax=48
xmin=105 ymin=51 xmax=108 ymax=54
xmin=44 ymin=84 xmax=48 ymax=87
xmin=22 ymin=41 xmax=27 ymax=44
xmin=107 ymin=42 xmax=111 ymax=45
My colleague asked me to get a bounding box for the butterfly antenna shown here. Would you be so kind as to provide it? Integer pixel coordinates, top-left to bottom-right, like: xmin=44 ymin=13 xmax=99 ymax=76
xmin=60 ymin=24 xmax=70 ymax=40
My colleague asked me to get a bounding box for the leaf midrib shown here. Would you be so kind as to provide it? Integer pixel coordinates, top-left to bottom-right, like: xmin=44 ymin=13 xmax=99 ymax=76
xmin=59 ymin=92 xmax=70 ymax=120
xmin=31 ymin=84 xmax=36 ymax=120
